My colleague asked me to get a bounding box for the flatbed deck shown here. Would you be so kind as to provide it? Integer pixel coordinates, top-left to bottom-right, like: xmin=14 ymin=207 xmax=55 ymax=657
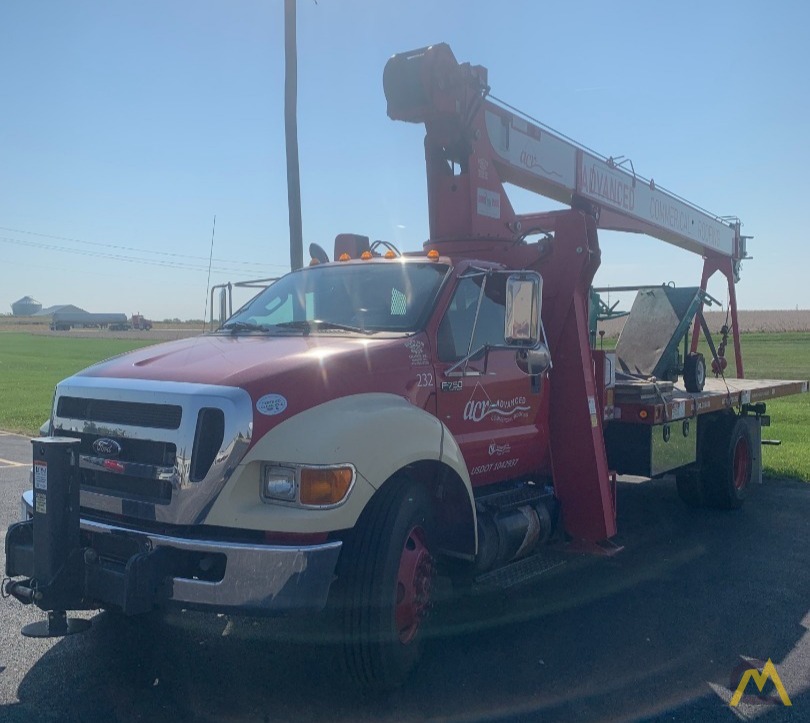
xmin=612 ymin=378 xmax=809 ymax=425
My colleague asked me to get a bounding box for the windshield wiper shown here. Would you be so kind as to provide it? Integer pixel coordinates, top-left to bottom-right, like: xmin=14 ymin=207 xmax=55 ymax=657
xmin=273 ymin=320 xmax=374 ymax=335
xmin=220 ymin=320 xmax=270 ymax=333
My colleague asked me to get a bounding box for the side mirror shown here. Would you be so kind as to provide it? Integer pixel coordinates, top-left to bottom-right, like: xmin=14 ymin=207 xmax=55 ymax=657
xmin=505 ymin=272 xmax=551 ymax=376
xmin=218 ymin=287 xmax=229 ymax=327
xmin=516 ymin=345 xmax=551 ymax=376
xmin=504 ymin=273 xmax=542 ymax=346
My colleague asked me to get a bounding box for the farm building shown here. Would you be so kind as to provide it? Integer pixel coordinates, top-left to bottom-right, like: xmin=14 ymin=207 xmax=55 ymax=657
xmin=34 ymin=304 xmax=87 ymax=317
xmin=10 ymin=296 xmax=42 ymax=316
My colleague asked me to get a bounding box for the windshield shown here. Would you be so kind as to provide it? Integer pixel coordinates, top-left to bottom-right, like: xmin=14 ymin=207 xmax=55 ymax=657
xmin=222 ymin=261 xmax=449 ymax=334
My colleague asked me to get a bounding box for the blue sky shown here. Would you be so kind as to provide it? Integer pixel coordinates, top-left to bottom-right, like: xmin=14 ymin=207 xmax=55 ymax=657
xmin=2 ymin=0 xmax=808 ymax=320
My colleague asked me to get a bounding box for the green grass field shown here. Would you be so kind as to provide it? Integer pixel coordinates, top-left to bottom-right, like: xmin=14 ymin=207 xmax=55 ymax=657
xmin=0 ymin=333 xmax=156 ymax=435
xmin=723 ymin=333 xmax=810 ymax=481
xmin=0 ymin=330 xmax=808 ymax=479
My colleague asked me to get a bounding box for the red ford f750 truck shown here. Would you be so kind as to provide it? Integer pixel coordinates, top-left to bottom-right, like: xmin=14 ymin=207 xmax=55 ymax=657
xmin=5 ymin=44 xmax=807 ymax=688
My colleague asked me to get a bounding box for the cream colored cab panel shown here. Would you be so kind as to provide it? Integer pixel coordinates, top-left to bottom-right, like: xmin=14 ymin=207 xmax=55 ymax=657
xmin=204 ymin=393 xmax=474 ymax=535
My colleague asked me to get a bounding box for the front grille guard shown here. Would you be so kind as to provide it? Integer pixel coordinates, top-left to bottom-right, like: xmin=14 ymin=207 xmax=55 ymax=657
xmin=51 ymin=377 xmax=253 ymax=525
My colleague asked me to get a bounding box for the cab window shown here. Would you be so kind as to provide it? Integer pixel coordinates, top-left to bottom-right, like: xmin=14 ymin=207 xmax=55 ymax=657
xmin=437 ymin=274 xmax=506 ymax=362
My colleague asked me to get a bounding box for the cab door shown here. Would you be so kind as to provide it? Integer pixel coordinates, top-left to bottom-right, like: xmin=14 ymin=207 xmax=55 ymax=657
xmin=433 ymin=270 xmax=547 ymax=487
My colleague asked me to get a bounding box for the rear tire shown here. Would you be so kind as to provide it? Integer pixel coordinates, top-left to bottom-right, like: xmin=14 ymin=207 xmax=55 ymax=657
xmin=703 ymin=416 xmax=753 ymax=510
xmin=675 ymin=468 xmax=704 ymax=508
xmin=336 ymin=476 xmax=435 ymax=689
xmin=675 ymin=413 xmax=753 ymax=510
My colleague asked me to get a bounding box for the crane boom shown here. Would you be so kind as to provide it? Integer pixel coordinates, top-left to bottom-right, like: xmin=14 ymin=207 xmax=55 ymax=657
xmin=384 ymin=44 xmax=743 ymax=264
xmin=384 ymin=42 xmax=748 ymax=378
xmin=484 ymin=108 xmax=737 ymax=258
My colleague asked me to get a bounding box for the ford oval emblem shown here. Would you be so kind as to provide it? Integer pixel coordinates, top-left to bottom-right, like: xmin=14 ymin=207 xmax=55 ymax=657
xmin=92 ymin=438 xmax=122 ymax=457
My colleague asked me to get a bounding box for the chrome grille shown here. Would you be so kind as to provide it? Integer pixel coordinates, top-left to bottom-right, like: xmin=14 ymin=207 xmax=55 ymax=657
xmin=52 ymin=378 xmax=253 ymax=525
xmin=66 ymin=432 xmax=176 ymax=467
xmin=80 ymin=468 xmax=173 ymax=505
xmin=57 ymin=396 xmax=182 ymax=429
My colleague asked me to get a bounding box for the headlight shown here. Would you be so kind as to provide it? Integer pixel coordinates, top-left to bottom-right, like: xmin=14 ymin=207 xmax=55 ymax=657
xmin=260 ymin=463 xmax=355 ymax=508
xmin=261 ymin=465 xmax=297 ymax=502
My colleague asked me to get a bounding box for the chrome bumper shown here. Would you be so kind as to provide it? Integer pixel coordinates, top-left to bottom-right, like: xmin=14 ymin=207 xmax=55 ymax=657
xmin=19 ymin=490 xmax=341 ymax=614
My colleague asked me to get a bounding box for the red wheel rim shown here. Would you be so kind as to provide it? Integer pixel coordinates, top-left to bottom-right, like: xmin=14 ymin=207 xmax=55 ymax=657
xmin=395 ymin=525 xmax=433 ymax=644
xmin=732 ymin=436 xmax=751 ymax=491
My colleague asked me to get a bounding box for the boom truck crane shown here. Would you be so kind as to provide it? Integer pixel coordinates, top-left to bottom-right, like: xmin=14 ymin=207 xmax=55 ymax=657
xmin=5 ymin=44 xmax=808 ymax=689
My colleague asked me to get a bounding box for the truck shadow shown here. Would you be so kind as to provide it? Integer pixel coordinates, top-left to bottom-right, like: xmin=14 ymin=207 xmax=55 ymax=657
xmin=7 ymin=476 xmax=810 ymax=722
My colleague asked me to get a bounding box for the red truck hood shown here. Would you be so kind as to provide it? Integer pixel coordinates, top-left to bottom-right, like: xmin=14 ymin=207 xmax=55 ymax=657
xmin=82 ymin=333 xmax=414 ymax=387
xmin=79 ymin=333 xmax=421 ymax=435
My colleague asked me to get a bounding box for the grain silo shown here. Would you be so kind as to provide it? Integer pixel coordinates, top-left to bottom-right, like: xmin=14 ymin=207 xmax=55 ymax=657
xmin=11 ymin=296 xmax=43 ymax=316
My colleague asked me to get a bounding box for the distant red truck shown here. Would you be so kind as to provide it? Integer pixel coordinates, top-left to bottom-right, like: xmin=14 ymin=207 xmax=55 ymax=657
xmin=130 ymin=313 xmax=152 ymax=330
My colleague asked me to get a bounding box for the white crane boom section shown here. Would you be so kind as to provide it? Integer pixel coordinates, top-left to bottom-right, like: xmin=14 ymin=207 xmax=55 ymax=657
xmin=483 ymin=107 xmax=738 ymax=259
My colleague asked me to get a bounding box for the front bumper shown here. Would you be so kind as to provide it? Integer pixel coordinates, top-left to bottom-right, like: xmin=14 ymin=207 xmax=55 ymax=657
xmin=9 ymin=490 xmax=341 ymax=615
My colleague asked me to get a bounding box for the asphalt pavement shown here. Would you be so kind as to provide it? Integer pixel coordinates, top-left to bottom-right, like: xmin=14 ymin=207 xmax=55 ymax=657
xmin=1 ymin=429 xmax=808 ymax=722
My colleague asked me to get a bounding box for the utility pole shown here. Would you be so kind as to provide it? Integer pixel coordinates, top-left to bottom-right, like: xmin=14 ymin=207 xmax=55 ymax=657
xmin=284 ymin=0 xmax=304 ymax=271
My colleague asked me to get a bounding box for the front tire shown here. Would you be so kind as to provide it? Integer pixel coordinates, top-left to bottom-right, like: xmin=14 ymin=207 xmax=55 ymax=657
xmin=336 ymin=476 xmax=435 ymax=689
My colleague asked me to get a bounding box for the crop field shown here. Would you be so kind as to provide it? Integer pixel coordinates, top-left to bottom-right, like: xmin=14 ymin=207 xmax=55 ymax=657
xmin=0 ymin=328 xmax=807 ymax=479
xmin=597 ymin=308 xmax=810 ymax=337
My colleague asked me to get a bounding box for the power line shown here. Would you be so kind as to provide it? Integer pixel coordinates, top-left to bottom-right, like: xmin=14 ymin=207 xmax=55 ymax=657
xmin=0 ymin=235 xmax=276 ymax=275
xmin=0 ymin=225 xmax=290 ymax=271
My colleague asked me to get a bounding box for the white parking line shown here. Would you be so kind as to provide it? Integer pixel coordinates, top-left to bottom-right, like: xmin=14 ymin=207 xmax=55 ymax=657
xmin=0 ymin=457 xmax=26 ymax=468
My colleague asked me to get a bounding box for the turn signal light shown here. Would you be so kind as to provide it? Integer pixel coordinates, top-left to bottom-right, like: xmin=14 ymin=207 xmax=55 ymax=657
xmin=639 ymin=410 xmax=649 ymax=419
xmin=300 ymin=467 xmax=354 ymax=506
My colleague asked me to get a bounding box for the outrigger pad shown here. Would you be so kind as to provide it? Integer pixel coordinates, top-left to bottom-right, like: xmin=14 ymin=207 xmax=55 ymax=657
xmin=615 ymin=286 xmax=703 ymax=381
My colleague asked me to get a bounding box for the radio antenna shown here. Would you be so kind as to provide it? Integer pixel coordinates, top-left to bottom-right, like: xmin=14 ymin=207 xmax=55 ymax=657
xmin=202 ymin=214 xmax=217 ymax=331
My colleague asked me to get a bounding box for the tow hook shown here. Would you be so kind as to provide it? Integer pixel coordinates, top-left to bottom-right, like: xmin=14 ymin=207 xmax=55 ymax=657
xmin=3 ymin=578 xmax=37 ymax=605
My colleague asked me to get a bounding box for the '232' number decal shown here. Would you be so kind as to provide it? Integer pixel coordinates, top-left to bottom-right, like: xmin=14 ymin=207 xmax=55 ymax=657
xmin=416 ymin=373 xmax=434 ymax=388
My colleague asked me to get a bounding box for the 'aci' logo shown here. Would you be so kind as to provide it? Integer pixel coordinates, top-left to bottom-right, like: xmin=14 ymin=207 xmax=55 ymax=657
xmin=463 ymin=383 xmax=530 ymax=424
